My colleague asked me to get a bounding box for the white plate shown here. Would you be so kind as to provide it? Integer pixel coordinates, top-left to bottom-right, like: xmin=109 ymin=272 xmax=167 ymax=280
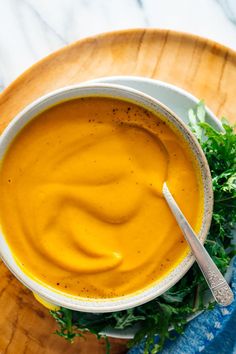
xmin=86 ymin=76 xmax=222 ymax=339
xmin=86 ymin=76 xmax=215 ymax=339
xmin=87 ymin=76 xmax=222 ymax=130
xmin=83 ymin=76 xmax=231 ymax=339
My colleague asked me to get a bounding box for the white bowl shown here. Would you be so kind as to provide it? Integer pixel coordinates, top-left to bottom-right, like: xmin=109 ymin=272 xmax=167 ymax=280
xmin=0 ymin=83 xmax=213 ymax=313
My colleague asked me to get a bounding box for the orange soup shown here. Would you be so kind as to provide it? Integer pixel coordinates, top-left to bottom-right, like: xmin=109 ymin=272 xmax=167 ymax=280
xmin=0 ymin=97 xmax=203 ymax=298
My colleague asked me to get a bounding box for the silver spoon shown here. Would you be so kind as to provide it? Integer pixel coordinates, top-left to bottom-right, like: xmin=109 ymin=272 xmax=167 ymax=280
xmin=162 ymin=182 xmax=234 ymax=306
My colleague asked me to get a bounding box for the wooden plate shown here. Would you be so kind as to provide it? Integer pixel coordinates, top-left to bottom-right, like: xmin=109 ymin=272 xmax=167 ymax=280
xmin=0 ymin=29 xmax=235 ymax=354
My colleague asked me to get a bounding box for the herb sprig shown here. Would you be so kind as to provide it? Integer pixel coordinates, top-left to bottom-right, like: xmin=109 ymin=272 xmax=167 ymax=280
xmin=51 ymin=102 xmax=236 ymax=353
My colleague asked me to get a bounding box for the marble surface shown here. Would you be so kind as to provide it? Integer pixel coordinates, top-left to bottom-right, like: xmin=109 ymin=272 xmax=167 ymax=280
xmin=0 ymin=0 xmax=236 ymax=90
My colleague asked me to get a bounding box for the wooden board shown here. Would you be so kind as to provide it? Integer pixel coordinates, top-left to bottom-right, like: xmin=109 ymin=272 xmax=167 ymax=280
xmin=0 ymin=29 xmax=235 ymax=354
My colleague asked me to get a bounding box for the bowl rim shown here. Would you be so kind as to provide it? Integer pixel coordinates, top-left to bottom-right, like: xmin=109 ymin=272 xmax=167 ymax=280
xmin=0 ymin=83 xmax=213 ymax=312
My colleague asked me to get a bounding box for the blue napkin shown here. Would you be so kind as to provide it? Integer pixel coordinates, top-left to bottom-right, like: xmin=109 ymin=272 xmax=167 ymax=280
xmin=128 ymin=258 xmax=236 ymax=354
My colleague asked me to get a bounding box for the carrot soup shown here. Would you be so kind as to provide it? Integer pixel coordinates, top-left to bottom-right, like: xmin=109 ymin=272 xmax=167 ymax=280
xmin=0 ymin=97 xmax=203 ymax=298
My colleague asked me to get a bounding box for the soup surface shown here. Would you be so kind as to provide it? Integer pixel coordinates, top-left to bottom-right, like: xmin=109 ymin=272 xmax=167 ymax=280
xmin=0 ymin=97 xmax=203 ymax=298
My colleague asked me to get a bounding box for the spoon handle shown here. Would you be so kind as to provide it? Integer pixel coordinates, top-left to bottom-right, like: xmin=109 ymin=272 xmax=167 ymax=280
xmin=163 ymin=183 xmax=234 ymax=306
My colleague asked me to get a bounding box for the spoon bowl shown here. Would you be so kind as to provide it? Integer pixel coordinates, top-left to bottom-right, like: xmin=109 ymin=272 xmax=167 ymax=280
xmin=0 ymin=83 xmax=213 ymax=312
xmin=162 ymin=182 xmax=234 ymax=306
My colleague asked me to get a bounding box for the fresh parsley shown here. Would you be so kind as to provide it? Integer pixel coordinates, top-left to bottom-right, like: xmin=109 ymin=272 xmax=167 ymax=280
xmin=50 ymin=102 xmax=236 ymax=353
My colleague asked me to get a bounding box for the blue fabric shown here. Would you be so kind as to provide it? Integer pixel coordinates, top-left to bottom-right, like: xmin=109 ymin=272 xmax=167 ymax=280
xmin=128 ymin=258 xmax=236 ymax=354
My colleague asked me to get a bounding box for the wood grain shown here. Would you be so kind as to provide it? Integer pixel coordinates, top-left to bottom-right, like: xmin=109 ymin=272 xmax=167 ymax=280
xmin=0 ymin=29 xmax=235 ymax=354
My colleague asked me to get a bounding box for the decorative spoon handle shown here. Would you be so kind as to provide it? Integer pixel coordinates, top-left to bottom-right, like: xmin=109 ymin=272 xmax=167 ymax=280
xmin=162 ymin=182 xmax=234 ymax=306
